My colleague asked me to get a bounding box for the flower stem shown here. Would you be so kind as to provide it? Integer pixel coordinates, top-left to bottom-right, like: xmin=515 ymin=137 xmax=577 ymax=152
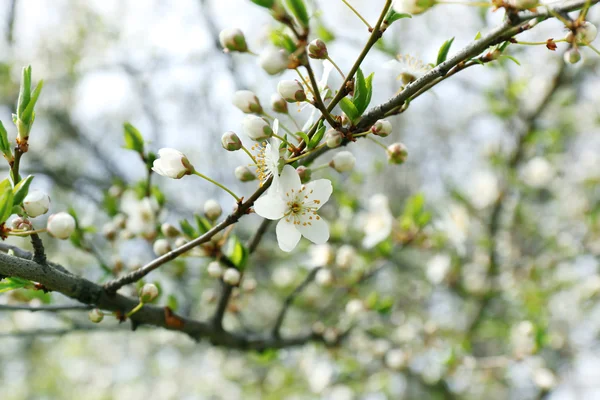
xmin=341 ymin=0 xmax=372 ymax=29
xmin=352 ymin=130 xmax=371 ymax=139
xmin=241 ymin=145 xmax=257 ymax=164
xmin=295 ymin=68 xmax=316 ymax=98
xmin=585 ymin=42 xmax=600 ymax=56
xmin=368 ymin=136 xmax=389 ymax=150
xmin=516 ymin=39 xmax=567 ymax=45
xmin=311 ymin=163 xmax=330 ymax=172
xmin=193 ymin=171 xmax=241 ymax=202
xmin=8 ymin=228 xmax=48 ymax=236
xmin=285 ymin=143 xmax=327 ymax=163
xmin=125 ymin=302 xmax=144 ymax=318
xmin=326 ymin=56 xmax=346 ymax=79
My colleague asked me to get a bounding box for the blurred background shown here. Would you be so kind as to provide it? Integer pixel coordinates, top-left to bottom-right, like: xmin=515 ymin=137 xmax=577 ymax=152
xmin=1 ymin=0 xmax=600 ymax=399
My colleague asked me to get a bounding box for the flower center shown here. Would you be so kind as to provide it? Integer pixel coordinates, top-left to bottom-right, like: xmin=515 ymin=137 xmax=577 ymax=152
xmin=283 ymin=186 xmax=322 ymax=226
xmin=253 ymin=141 xmax=278 ymax=186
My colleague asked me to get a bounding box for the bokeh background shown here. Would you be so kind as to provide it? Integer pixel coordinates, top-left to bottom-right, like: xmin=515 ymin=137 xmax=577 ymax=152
xmin=1 ymin=0 xmax=600 ymax=399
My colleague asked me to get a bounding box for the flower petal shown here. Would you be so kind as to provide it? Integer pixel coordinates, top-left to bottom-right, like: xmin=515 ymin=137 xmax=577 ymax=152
xmin=254 ymin=192 xmax=286 ymax=220
xmin=278 ymin=165 xmax=301 ymax=195
xmin=296 ymin=215 xmax=329 ymax=245
xmin=304 ymin=179 xmax=333 ymax=210
xmin=276 ymin=218 xmax=302 ymax=252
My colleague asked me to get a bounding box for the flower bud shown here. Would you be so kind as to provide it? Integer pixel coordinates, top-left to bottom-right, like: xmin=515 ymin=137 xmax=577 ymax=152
xmin=174 ymin=237 xmax=188 ymax=248
xmin=223 ymin=268 xmax=241 ymax=285
xmin=509 ymin=0 xmax=537 ymax=9
xmin=564 ymin=47 xmax=582 ymax=64
xmin=219 ymin=28 xmax=248 ymax=52
xmin=235 ymin=165 xmax=257 ymax=182
xmin=371 ymin=119 xmax=392 ymax=137
xmin=336 ymin=245 xmax=357 ymax=269
xmin=393 ymin=0 xmax=435 ymax=14
xmin=316 ymin=268 xmax=333 ymax=287
xmin=207 ymin=261 xmax=224 ymax=278
xmin=88 ymin=308 xmax=104 ymax=323
xmin=139 ymin=283 xmax=159 ymax=303
xmin=259 ymin=48 xmax=289 ymax=75
xmin=242 ymin=278 xmax=257 ymax=292
xmin=153 ymin=238 xmax=171 ymax=256
xmin=221 ymin=131 xmax=243 ymax=151
xmin=232 ymin=90 xmax=262 ymax=114
xmin=576 ymin=22 xmax=597 ymax=45
xmin=296 ymin=166 xmax=312 ymax=183
xmin=270 ymin=93 xmax=288 ymax=113
xmin=345 ymin=299 xmax=365 ymax=316
xmin=243 ymin=115 xmax=273 ymax=141
xmin=387 ymin=142 xmax=408 ymax=164
xmin=277 ymin=80 xmax=307 ymax=102
xmin=11 ymin=217 xmax=32 ymax=231
xmin=113 ymin=214 xmax=127 ymax=229
xmin=330 ymin=151 xmax=356 ymax=173
xmin=308 ymin=39 xmax=328 ymax=59
xmin=204 ymin=199 xmax=222 ymax=220
xmin=325 ymin=129 xmax=343 ymax=148
xmin=161 ymin=223 xmax=180 ymax=238
xmin=384 ymin=349 xmax=407 ymax=370
xmin=47 ymin=212 xmax=76 ymax=240
xmin=23 ymin=190 xmax=50 ymax=217
xmin=152 ymin=148 xmax=194 ymax=179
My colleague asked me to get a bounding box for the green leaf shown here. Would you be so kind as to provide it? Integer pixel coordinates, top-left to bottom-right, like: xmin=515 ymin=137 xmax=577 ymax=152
xmin=297 ymin=130 xmax=310 ymax=145
xmin=251 ymin=0 xmax=275 ymax=8
xmin=20 ymin=80 xmax=44 ymax=125
xmin=0 ymin=277 xmax=33 ymax=293
xmin=123 ymin=122 xmax=145 ymax=154
xmin=17 ymin=66 xmax=31 ymax=118
xmin=474 ymin=31 xmax=482 ymax=40
xmin=0 ymin=121 xmax=11 ymax=159
xmin=167 ymin=294 xmax=179 ymax=311
xmin=0 ymin=178 xmax=14 ymax=224
xmin=12 ymin=175 xmax=34 ymax=205
xmin=227 ymin=236 xmax=249 ymax=270
xmin=269 ymin=30 xmax=297 ymax=53
xmin=352 ymin=69 xmax=374 ymax=115
xmin=308 ymin=121 xmax=326 ymax=149
xmin=179 ymin=219 xmax=197 ymax=238
xmin=436 ymin=37 xmax=455 ymax=66
xmin=384 ymin=9 xmax=412 ymax=25
xmin=195 ymin=215 xmax=213 ymax=235
xmin=339 ymin=97 xmax=359 ymax=122
xmin=285 ymin=0 xmax=310 ymax=27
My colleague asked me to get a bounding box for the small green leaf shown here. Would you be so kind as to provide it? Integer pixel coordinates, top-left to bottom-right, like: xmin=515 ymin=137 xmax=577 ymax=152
xmin=167 ymin=294 xmax=179 ymax=311
xmin=251 ymin=0 xmax=275 ymax=8
xmin=384 ymin=9 xmax=412 ymax=25
xmin=179 ymin=219 xmax=197 ymax=238
xmin=17 ymin=66 xmax=32 ymax=118
xmin=227 ymin=236 xmax=249 ymax=270
xmin=123 ymin=122 xmax=145 ymax=154
xmin=352 ymin=69 xmax=374 ymax=115
xmin=195 ymin=215 xmax=213 ymax=235
xmin=0 ymin=121 xmax=11 ymax=159
xmin=0 ymin=277 xmax=33 ymax=293
xmin=436 ymin=37 xmax=455 ymax=66
xmin=474 ymin=31 xmax=482 ymax=40
xmin=297 ymin=130 xmax=310 ymax=145
xmin=339 ymin=97 xmax=359 ymax=122
xmin=308 ymin=121 xmax=326 ymax=149
xmin=12 ymin=175 xmax=34 ymax=205
xmin=269 ymin=30 xmax=297 ymax=53
xmin=20 ymin=80 xmax=44 ymax=125
xmin=285 ymin=0 xmax=310 ymax=27
xmin=0 ymin=178 xmax=14 ymax=224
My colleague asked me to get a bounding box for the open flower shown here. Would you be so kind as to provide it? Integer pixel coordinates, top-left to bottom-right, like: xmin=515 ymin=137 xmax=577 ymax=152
xmin=384 ymin=54 xmax=431 ymax=85
xmin=152 ymin=148 xmax=194 ymax=179
xmin=253 ymin=119 xmax=282 ymax=188
xmin=254 ymin=165 xmax=332 ymax=252
xmin=361 ymin=194 xmax=393 ymax=248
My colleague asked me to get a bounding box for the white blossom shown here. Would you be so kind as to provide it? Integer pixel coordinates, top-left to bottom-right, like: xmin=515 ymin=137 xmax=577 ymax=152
xmin=259 ymin=47 xmax=289 ymax=75
xmin=223 ymin=268 xmax=241 ymax=285
xmin=204 ymin=199 xmax=222 ymax=220
xmin=384 ymin=348 xmax=407 ymax=370
xmin=309 ymin=244 xmax=335 ymax=267
xmin=254 ymin=165 xmax=332 ymax=252
xmin=362 ymin=194 xmax=393 ymax=248
xmin=336 ymin=245 xmax=357 ymax=269
xmin=385 ymin=54 xmax=431 ymax=84
xmin=207 ymin=261 xmax=224 ymax=278
xmin=426 ymin=254 xmax=452 ymax=284
xmin=533 ymin=368 xmax=557 ymax=390
xmin=521 ymin=157 xmax=554 ymax=188
xmin=315 ymin=268 xmax=333 ymax=286
xmin=253 ymin=120 xmax=282 ymax=187
xmin=46 ymin=212 xmax=76 ymax=240
xmin=153 ymin=238 xmax=171 ymax=256
xmin=345 ymin=299 xmax=365 ymax=316
xmin=152 ymin=148 xmax=194 ymax=179
xmin=468 ymin=170 xmax=499 ymax=209
xmin=23 ymin=189 xmax=50 ymax=217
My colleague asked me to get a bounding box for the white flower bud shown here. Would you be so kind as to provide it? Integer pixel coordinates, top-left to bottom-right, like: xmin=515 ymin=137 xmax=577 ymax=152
xmin=270 ymin=93 xmax=288 ymax=113
xmin=207 ymin=261 xmax=224 ymax=278
xmin=371 ymin=119 xmax=392 ymax=137
xmin=316 ymin=268 xmax=333 ymax=287
xmin=325 ymin=129 xmax=343 ymax=148
xmin=232 ymin=90 xmax=262 ymax=114
xmin=223 ymin=268 xmax=241 ymax=285
xmin=384 ymin=349 xmax=407 ymax=370
xmin=153 ymin=238 xmax=172 ymax=256
xmin=88 ymin=308 xmax=104 ymax=323
xmin=509 ymin=0 xmax=537 ymax=9
xmin=345 ymin=299 xmax=365 ymax=316
xmin=160 ymin=223 xmax=179 ymax=238
xmin=533 ymin=368 xmax=557 ymax=390
xmin=174 ymin=237 xmax=188 ymax=248
xmin=139 ymin=283 xmax=159 ymax=303
xmin=221 ymin=131 xmax=243 ymax=151
xmin=47 ymin=212 xmax=76 ymax=240
xmin=296 ymin=166 xmax=311 ymax=183
xmin=23 ymin=190 xmax=50 ymax=217
xmin=243 ymin=115 xmax=273 ymax=141
xmin=308 ymin=39 xmax=328 ymax=59
xmin=336 ymin=245 xmax=357 ymax=269
xmin=219 ymin=28 xmax=248 ymax=52
xmin=387 ymin=142 xmax=408 ymax=164
xmin=11 ymin=217 xmax=33 ymax=231
xmin=259 ymin=48 xmax=289 ymax=75
xmin=235 ymin=165 xmax=257 ymax=182
xmin=330 ymin=151 xmax=356 ymax=173
xmin=277 ymin=80 xmax=307 ymax=102
xmin=393 ymin=0 xmax=435 ymax=14
xmin=152 ymin=148 xmax=194 ymax=179
xmin=242 ymin=278 xmax=257 ymax=292
xmin=204 ymin=199 xmax=222 ymax=220
xmin=576 ymin=22 xmax=597 ymax=44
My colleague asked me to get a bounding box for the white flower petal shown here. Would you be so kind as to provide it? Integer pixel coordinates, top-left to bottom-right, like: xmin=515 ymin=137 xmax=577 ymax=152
xmin=278 ymin=165 xmax=301 ymax=195
xmin=273 ymin=118 xmax=280 ymax=136
xmin=276 ymin=218 xmax=302 ymax=252
xmin=254 ymin=192 xmax=286 ymax=220
xmin=297 ymin=215 xmax=329 ymax=244
xmin=304 ymin=179 xmax=333 ymax=210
